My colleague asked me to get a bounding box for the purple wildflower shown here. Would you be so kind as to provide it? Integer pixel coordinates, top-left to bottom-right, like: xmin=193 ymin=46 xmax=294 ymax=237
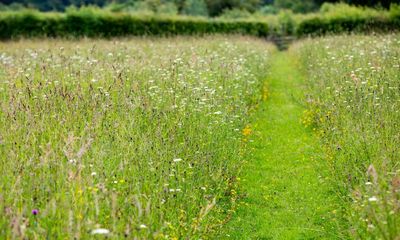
xmin=32 ymin=209 xmax=39 ymax=215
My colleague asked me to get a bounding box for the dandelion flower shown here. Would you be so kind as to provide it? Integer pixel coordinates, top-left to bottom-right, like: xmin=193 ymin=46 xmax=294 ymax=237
xmin=242 ymin=125 xmax=252 ymax=137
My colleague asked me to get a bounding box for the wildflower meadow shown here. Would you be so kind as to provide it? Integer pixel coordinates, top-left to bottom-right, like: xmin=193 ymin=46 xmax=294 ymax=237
xmin=0 ymin=3 xmax=400 ymax=238
xmin=0 ymin=37 xmax=273 ymax=238
xmin=296 ymin=34 xmax=400 ymax=239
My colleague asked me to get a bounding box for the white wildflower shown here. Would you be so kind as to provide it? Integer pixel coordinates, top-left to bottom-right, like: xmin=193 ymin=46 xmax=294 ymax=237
xmin=139 ymin=224 xmax=147 ymax=229
xmin=173 ymin=158 xmax=182 ymax=162
xmin=368 ymin=196 xmax=378 ymax=202
xmin=91 ymin=228 xmax=110 ymax=235
xmin=368 ymin=224 xmax=375 ymax=229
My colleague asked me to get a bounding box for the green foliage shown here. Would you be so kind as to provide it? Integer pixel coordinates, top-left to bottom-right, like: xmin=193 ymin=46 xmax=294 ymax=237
xmin=0 ymin=3 xmax=398 ymax=38
xmin=0 ymin=2 xmax=26 ymax=11
xmin=157 ymin=2 xmax=178 ymax=15
xmin=182 ymin=0 xmax=208 ymax=17
xmin=106 ymin=0 xmax=179 ymax=15
xmin=2 ymin=0 xmax=400 ymax=14
xmin=258 ymin=5 xmax=279 ymax=15
xmin=277 ymin=10 xmax=295 ymax=35
xmin=340 ymin=0 xmax=397 ymax=8
xmin=0 ymin=9 xmax=270 ymax=39
xmin=1 ymin=0 xmax=111 ymax=11
xmin=319 ymin=2 xmax=383 ymax=17
xmin=274 ymin=0 xmax=318 ymax=13
xmin=390 ymin=3 xmax=400 ymax=18
xmin=219 ymin=8 xmax=252 ymax=19
xmin=205 ymin=0 xmax=262 ymax=16
xmin=297 ymin=3 xmax=399 ymax=36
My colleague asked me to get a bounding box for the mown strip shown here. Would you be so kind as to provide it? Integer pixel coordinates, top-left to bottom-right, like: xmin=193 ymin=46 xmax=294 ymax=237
xmin=219 ymin=51 xmax=347 ymax=239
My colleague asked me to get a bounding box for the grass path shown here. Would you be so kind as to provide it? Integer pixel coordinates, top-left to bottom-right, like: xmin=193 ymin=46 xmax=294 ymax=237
xmin=221 ymin=51 xmax=344 ymax=239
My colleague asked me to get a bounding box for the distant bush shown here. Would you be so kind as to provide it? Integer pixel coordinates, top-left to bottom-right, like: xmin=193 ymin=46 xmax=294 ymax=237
xmin=277 ymin=10 xmax=295 ymax=35
xmin=297 ymin=17 xmax=396 ymax=36
xmin=0 ymin=2 xmax=26 ymax=11
xmin=182 ymin=0 xmax=209 ymax=17
xmin=219 ymin=8 xmax=252 ymax=19
xmin=157 ymin=2 xmax=179 ymax=15
xmin=297 ymin=4 xmax=400 ymax=36
xmin=258 ymin=5 xmax=279 ymax=15
xmin=390 ymin=4 xmax=400 ymax=21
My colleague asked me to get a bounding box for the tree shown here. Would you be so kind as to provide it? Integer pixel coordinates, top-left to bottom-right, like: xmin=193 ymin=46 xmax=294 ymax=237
xmin=205 ymin=0 xmax=261 ymax=16
xmin=182 ymin=0 xmax=208 ymax=16
xmin=343 ymin=0 xmax=396 ymax=8
xmin=273 ymin=0 xmax=318 ymax=13
xmin=1 ymin=0 xmax=112 ymax=11
xmin=313 ymin=0 xmax=398 ymax=9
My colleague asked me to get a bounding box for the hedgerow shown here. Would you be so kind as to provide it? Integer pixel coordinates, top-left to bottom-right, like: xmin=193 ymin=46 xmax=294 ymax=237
xmin=296 ymin=14 xmax=400 ymax=36
xmin=0 ymin=4 xmax=399 ymax=39
xmin=0 ymin=10 xmax=269 ymax=39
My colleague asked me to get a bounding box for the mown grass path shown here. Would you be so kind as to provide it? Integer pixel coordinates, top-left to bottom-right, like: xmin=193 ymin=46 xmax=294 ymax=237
xmin=221 ymin=51 xmax=344 ymax=239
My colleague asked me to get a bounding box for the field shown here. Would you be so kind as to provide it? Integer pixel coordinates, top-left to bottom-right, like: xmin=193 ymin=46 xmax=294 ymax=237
xmin=0 ymin=37 xmax=273 ymax=238
xmin=295 ymin=35 xmax=400 ymax=239
xmin=0 ymin=33 xmax=400 ymax=239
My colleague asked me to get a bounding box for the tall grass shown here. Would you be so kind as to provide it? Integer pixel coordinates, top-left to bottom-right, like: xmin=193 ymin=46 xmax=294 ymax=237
xmin=295 ymin=35 xmax=400 ymax=239
xmin=0 ymin=37 xmax=274 ymax=239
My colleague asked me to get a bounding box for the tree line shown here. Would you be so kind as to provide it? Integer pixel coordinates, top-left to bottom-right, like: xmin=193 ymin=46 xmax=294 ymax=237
xmin=0 ymin=0 xmax=397 ymax=15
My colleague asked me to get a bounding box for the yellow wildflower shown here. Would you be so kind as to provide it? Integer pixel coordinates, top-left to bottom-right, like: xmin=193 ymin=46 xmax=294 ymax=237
xmin=242 ymin=125 xmax=252 ymax=137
